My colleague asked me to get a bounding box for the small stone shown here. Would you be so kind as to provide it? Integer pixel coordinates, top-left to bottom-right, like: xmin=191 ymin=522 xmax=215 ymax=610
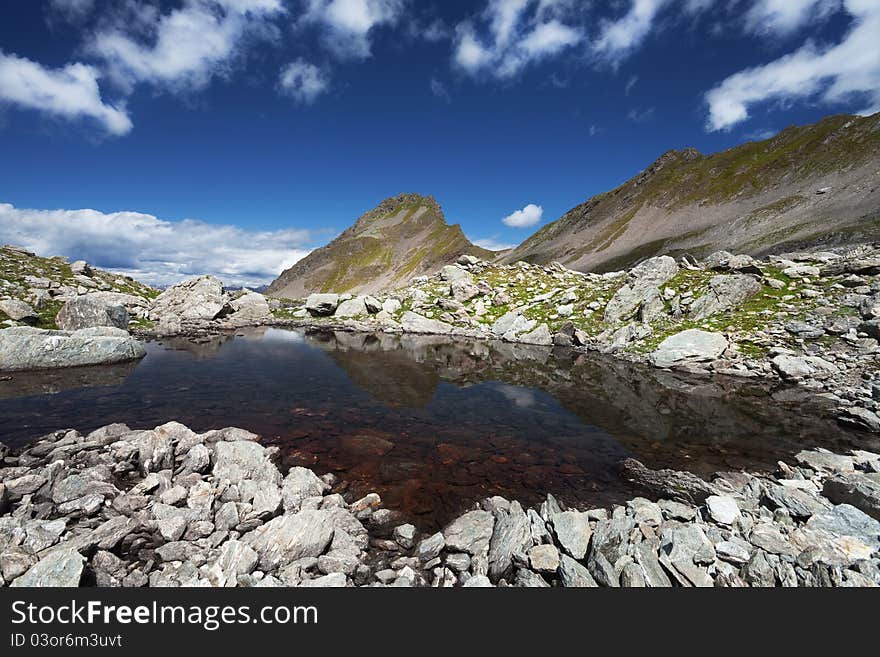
xmin=706 ymin=495 xmax=741 ymax=525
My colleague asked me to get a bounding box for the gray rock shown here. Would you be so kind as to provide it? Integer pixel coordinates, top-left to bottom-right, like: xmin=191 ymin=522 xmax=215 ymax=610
xmin=462 ymin=574 xmax=493 ymax=587
xmin=224 ymin=292 xmax=271 ymax=326
xmin=515 ymin=568 xmax=550 ymax=587
xmin=487 ymin=501 xmax=531 ymax=579
xmin=715 ymin=540 xmax=751 ymax=564
xmin=334 ymin=297 xmax=368 ymax=318
xmin=807 ymin=504 xmax=880 ymax=552
xmin=0 ymin=299 xmax=37 ymax=322
xmin=838 ymin=407 xmax=880 ymax=432
xmin=604 ymin=256 xmax=678 ymax=323
xmin=440 ymin=265 xmax=471 ymax=283
xmin=417 ymin=532 xmax=445 ymax=562
xmin=10 ymin=549 xmax=83 ymax=587
xmin=56 ymin=294 xmax=129 ymax=331
xmin=0 ymin=326 xmax=145 ymax=371
xmin=204 ymin=540 xmax=259 ymax=587
xmin=764 ymin=484 xmax=829 ymax=519
xmin=244 ymin=509 xmax=335 ymax=571
xmin=651 ymin=329 xmax=728 ymax=368
xmin=393 ymin=523 xmax=417 ymax=549
xmin=399 ymin=311 xmax=455 ymax=335
xmin=635 ymin=542 xmax=672 ymax=587
xmin=660 ymin=523 xmax=716 ymax=566
xmin=299 ymin=572 xmax=348 ymax=587
xmin=551 ymin=510 xmax=592 ymax=559
xmin=706 ymin=495 xmax=741 ymax=525
xmin=689 ymin=275 xmax=761 ymax=320
xmin=823 ymin=474 xmax=880 ymax=521
xmin=149 ymin=276 xmax=229 ymax=322
xmin=771 ymin=355 xmax=839 ymax=381
xmin=490 ymin=310 xmax=536 ymax=338
xmin=213 ymin=440 xmax=281 ymax=488
xmin=558 ymin=554 xmax=598 ymax=587
xmin=281 ymin=467 xmax=328 ymax=512
xmin=527 ymin=544 xmax=560 ymax=573
xmin=619 ymin=561 xmax=647 ymax=587
xmin=591 ymin=516 xmax=637 ymax=564
xmin=305 ymin=293 xmax=340 ymax=317
xmin=587 ymin=548 xmax=619 ymax=587
xmin=518 ymin=323 xmax=553 ymax=346
xmin=444 ymin=510 xmax=494 ymax=556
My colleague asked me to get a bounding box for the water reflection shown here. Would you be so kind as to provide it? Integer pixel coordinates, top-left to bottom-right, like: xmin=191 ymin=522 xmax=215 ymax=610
xmin=0 ymin=327 xmax=872 ymax=529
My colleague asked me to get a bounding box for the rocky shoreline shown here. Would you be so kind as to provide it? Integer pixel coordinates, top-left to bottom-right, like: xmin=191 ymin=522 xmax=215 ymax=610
xmin=1 ymin=421 xmax=878 ymax=587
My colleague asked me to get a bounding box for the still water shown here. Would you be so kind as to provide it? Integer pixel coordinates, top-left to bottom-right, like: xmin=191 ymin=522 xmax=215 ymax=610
xmin=0 ymin=327 xmax=870 ymax=528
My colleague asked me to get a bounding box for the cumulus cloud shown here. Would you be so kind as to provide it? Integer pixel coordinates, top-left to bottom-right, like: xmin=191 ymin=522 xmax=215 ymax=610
xmin=90 ymin=0 xmax=285 ymax=91
xmin=279 ymin=59 xmax=330 ymax=103
xmin=452 ymin=0 xmax=583 ymax=79
xmin=502 ymin=203 xmax=544 ymax=228
xmin=593 ymin=0 xmax=671 ymax=65
xmin=0 ymin=51 xmax=131 ymax=136
xmin=471 ymin=236 xmax=516 ymax=251
xmin=705 ymin=0 xmax=880 ymax=131
xmin=0 ymin=203 xmax=317 ymax=288
xmin=300 ymin=0 xmax=405 ymax=59
xmin=47 ymin=0 xmax=96 ymax=23
xmin=745 ymin=0 xmax=841 ymax=36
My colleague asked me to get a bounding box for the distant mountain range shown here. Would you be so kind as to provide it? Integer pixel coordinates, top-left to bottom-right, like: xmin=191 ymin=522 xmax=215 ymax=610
xmin=269 ymin=112 xmax=880 ymax=296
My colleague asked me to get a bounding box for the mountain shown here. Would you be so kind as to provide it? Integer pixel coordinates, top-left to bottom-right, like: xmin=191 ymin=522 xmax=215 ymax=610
xmin=267 ymin=193 xmax=495 ymax=298
xmin=503 ymin=113 xmax=880 ymax=272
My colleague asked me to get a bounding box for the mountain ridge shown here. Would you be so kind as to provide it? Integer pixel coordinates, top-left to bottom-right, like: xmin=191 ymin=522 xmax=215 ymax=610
xmin=267 ymin=193 xmax=495 ymax=298
xmin=504 ymin=112 xmax=880 ymax=272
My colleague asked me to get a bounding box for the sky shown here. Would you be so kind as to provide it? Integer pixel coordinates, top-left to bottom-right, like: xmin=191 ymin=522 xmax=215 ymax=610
xmin=0 ymin=0 xmax=878 ymax=287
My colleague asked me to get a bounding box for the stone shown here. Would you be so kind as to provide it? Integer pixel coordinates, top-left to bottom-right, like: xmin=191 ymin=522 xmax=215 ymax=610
xmin=591 ymin=516 xmax=637 ymax=564
xmin=244 ymin=510 xmax=335 ymax=571
xmin=399 ymin=311 xmax=455 ymax=335
xmin=300 ymin=572 xmax=347 ymax=588
xmin=224 ymin=292 xmax=271 ymax=326
xmin=706 ymin=495 xmax=741 ymax=525
xmin=771 ymin=355 xmax=839 ymax=381
xmin=558 ymin=554 xmax=598 ymax=587
xmin=149 ymin=276 xmax=229 ymax=322
xmin=619 ymin=561 xmax=647 ymax=587
xmin=515 ymin=568 xmax=550 ymax=587
xmin=205 ymin=540 xmax=259 ymax=587
xmin=823 ymin=475 xmax=880 ymax=521
xmin=838 ymin=407 xmax=880 ymax=433
xmin=280 ymin=466 xmax=328 ymax=512
xmin=660 ymin=524 xmax=715 ymax=566
xmin=715 ymin=540 xmax=751 ymax=564
xmin=444 ymin=510 xmax=494 ymax=556
xmin=689 ymin=275 xmax=761 ymax=320
xmin=305 ymin=293 xmax=340 ymax=317
xmin=527 ymin=544 xmax=560 ymax=573
xmin=491 ymin=310 xmax=536 ymax=338
xmin=487 ymin=501 xmax=531 ymax=580
xmin=393 ymin=523 xmax=417 ymax=549
xmin=0 ymin=299 xmax=37 ymax=322
xmin=551 ymin=510 xmax=592 ymax=559
xmin=764 ymin=484 xmax=829 ymax=519
xmin=334 ymin=297 xmax=368 ymax=318
xmin=0 ymin=326 xmax=145 ymax=371
xmin=10 ymin=549 xmax=83 ymax=587
xmin=462 ymin=574 xmax=493 ymax=587
xmin=363 ymin=296 xmax=382 ymax=313
xmin=158 ymin=516 xmax=188 ymax=542
xmin=440 ymin=265 xmax=471 ymax=283
xmin=620 ymin=459 xmax=714 ymax=505
xmin=519 ymin=323 xmax=553 ymax=346
xmin=56 ymin=294 xmax=129 ymax=331
xmin=807 ymin=504 xmax=880 ymax=552
xmin=651 ymin=329 xmax=728 ymax=368
xmin=604 ymin=256 xmax=679 ymax=323
xmin=381 ymin=298 xmax=401 ymax=314
xmin=417 ymin=532 xmax=445 ymax=562
xmin=213 ymin=440 xmax=281 ymax=488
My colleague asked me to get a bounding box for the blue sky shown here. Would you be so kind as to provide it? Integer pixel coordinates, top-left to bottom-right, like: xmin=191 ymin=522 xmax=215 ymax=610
xmin=1 ymin=0 xmax=878 ymax=286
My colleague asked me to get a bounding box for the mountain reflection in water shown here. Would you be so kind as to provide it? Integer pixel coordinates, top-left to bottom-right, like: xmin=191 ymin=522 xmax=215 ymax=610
xmin=0 ymin=327 xmax=872 ymax=529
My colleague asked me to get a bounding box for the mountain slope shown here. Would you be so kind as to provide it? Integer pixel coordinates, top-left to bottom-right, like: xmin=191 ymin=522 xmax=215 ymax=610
xmin=504 ymin=113 xmax=880 ymax=272
xmin=267 ymin=193 xmax=495 ymax=298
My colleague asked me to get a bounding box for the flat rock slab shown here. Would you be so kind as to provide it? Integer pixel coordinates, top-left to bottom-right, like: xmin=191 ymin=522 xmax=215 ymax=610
xmin=0 ymin=326 xmax=145 ymax=371
xmin=651 ymin=329 xmax=728 ymax=368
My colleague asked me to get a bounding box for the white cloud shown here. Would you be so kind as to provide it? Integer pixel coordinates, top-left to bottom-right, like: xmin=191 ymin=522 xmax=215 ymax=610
xmin=593 ymin=0 xmax=671 ymax=65
xmin=745 ymin=0 xmax=841 ymax=36
xmin=0 ymin=203 xmax=317 ymax=288
xmin=300 ymin=0 xmax=405 ymax=59
xmin=279 ymin=59 xmax=330 ymax=103
xmin=625 ymin=74 xmax=638 ymax=95
xmin=502 ymin=203 xmax=544 ymax=228
xmin=627 ymin=106 xmax=655 ymax=122
xmin=452 ymin=0 xmax=583 ymax=79
xmin=0 ymin=51 xmax=131 ymax=136
xmin=90 ymin=0 xmax=285 ymax=91
xmin=705 ymin=0 xmax=880 ymax=131
xmin=48 ymin=0 xmax=96 ymax=22
xmin=471 ymin=236 xmax=516 ymax=251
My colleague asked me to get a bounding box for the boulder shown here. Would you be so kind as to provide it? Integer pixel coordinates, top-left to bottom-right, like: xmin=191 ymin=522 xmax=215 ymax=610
xmin=10 ymin=549 xmax=83 ymax=587
xmin=487 ymin=502 xmax=531 ymax=580
xmin=771 ymin=355 xmax=839 ymax=381
xmin=823 ymin=475 xmax=880 ymax=521
xmin=0 ymin=326 xmax=145 ymax=371
xmin=334 ymin=297 xmax=368 ymax=318
xmin=604 ymin=256 xmax=678 ymax=323
xmin=689 ymin=275 xmax=761 ymax=320
xmin=56 ymin=293 xmax=129 ymax=331
xmin=224 ymin=292 xmax=271 ymax=326
xmin=399 ymin=311 xmax=455 ymax=335
xmin=149 ymin=276 xmax=229 ymax=322
xmin=244 ymin=509 xmax=335 ymax=571
xmin=0 ymin=299 xmax=38 ymax=322
xmin=443 ymin=510 xmax=494 ymax=555
xmin=551 ymin=510 xmax=592 ymax=559
xmin=439 ymin=265 xmax=471 ymax=283
xmin=650 ymin=329 xmax=728 ymax=368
